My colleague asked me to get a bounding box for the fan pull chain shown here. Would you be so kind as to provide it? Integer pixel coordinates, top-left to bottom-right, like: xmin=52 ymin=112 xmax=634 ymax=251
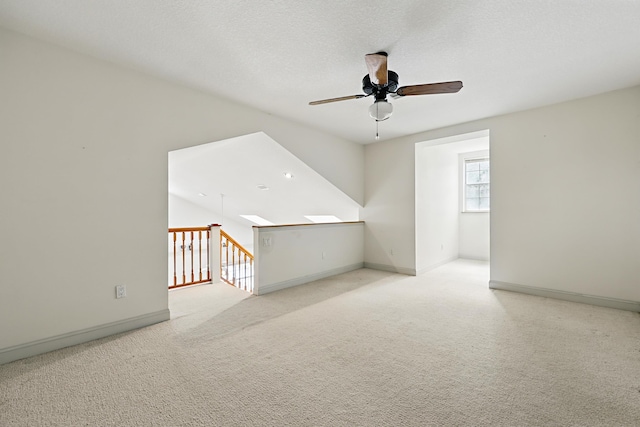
xmin=375 ymin=120 xmax=380 ymax=140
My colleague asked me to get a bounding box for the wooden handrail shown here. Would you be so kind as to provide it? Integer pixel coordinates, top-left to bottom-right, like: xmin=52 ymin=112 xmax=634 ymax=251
xmin=220 ymin=229 xmax=254 ymax=292
xmin=169 ymin=226 xmax=210 ymax=233
xmin=220 ymin=230 xmax=254 ymax=260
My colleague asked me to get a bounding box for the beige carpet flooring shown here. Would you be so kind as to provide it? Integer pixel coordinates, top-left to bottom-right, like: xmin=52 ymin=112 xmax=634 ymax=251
xmin=1 ymin=259 xmax=639 ymax=426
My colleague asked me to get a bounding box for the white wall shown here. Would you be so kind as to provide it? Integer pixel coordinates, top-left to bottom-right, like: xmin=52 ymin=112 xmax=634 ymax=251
xmin=363 ymin=140 xmax=416 ymax=274
xmin=365 ymin=86 xmax=640 ymax=306
xmin=168 ymin=193 xmax=253 ymax=252
xmin=253 ymin=222 xmax=364 ymax=295
xmin=488 ymin=89 xmax=640 ymax=304
xmin=0 ymin=27 xmax=363 ymax=360
xmin=169 ymin=193 xmax=219 ymax=228
xmin=458 ymin=212 xmax=490 ymax=261
xmin=415 ymin=143 xmax=460 ymax=273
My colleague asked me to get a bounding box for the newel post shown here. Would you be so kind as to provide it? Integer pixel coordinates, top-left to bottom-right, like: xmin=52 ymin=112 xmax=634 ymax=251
xmin=209 ymin=224 xmax=221 ymax=284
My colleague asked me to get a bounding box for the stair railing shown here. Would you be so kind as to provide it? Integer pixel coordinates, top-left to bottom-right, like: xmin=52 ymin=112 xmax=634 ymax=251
xmin=168 ymin=227 xmax=211 ymax=289
xmin=220 ymin=229 xmax=254 ymax=292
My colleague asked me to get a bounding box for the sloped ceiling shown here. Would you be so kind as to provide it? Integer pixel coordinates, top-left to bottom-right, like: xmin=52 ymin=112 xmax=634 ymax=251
xmin=169 ymin=132 xmax=361 ymax=226
xmin=1 ymin=1 xmax=639 ymax=144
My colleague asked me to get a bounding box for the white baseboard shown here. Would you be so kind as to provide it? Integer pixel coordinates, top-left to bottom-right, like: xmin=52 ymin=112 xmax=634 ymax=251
xmin=489 ymin=281 xmax=640 ymax=312
xmin=415 ymin=256 xmax=460 ymax=275
xmin=458 ymin=255 xmax=490 ymax=262
xmin=255 ymin=263 xmax=364 ymax=295
xmin=0 ymin=309 xmax=170 ymax=365
xmin=363 ymin=262 xmax=416 ymax=276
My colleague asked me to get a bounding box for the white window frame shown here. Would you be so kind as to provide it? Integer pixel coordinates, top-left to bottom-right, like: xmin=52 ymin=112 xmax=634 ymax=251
xmin=460 ymin=150 xmax=490 ymax=213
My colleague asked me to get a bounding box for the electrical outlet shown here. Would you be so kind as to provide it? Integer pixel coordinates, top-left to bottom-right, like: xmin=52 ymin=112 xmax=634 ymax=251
xmin=322 ymin=251 xmax=326 ymax=259
xmin=390 ymin=248 xmax=394 ymax=255
xmin=116 ymin=285 xmax=126 ymax=299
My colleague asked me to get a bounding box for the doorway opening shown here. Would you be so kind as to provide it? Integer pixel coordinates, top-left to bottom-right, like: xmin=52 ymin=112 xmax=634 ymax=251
xmin=415 ymin=130 xmax=490 ymax=277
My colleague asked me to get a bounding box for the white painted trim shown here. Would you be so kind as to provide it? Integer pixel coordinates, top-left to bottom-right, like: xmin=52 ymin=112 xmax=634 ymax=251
xmin=364 ymin=262 xmax=416 ymax=276
xmin=209 ymin=225 xmax=221 ymax=284
xmin=255 ymin=263 xmax=364 ymax=295
xmin=489 ymin=281 xmax=640 ymax=312
xmin=0 ymin=309 xmax=170 ymax=365
xmin=415 ymin=256 xmax=460 ymax=275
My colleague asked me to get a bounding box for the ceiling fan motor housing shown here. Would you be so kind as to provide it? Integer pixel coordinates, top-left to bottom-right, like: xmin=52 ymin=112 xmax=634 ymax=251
xmin=362 ymin=70 xmax=399 ymax=96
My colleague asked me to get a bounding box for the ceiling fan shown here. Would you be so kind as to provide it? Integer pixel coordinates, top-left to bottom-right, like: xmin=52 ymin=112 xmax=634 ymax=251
xmin=309 ymin=52 xmax=463 ymax=123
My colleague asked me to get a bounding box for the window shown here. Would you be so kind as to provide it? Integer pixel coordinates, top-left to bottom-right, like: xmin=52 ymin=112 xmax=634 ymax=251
xmin=464 ymin=158 xmax=490 ymax=212
xmin=240 ymin=215 xmax=274 ymax=225
xmin=304 ymin=215 xmax=342 ymax=223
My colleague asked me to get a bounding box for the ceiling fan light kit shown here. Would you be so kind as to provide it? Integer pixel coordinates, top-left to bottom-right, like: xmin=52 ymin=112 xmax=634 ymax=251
xmin=369 ymin=100 xmax=393 ymax=121
xmin=309 ymin=51 xmax=463 ymax=138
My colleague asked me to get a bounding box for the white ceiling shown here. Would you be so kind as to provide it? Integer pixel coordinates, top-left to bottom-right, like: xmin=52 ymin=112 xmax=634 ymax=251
xmin=169 ymin=133 xmax=360 ymax=226
xmin=1 ymin=1 xmax=639 ymax=144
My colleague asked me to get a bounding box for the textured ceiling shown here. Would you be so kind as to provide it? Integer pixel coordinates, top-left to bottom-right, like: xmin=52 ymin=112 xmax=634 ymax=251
xmin=1 ymin=1 xmax=640 ymax=144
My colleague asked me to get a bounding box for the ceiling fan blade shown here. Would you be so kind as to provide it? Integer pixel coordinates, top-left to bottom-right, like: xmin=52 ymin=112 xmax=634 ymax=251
xmin=396 ymin=81 xmax=463 ymax=97
xmin=365 ymin=52 xmax=388 ymax=86
xmin=309 ymin=94 xmax=366 ymax=105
